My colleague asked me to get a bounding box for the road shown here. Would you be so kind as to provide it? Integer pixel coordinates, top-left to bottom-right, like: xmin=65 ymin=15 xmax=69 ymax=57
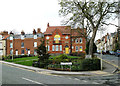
xmin=96 ymin=54 xmax=120 ymax=68
xmin=1 ymin=63 xmax=102 ymax=85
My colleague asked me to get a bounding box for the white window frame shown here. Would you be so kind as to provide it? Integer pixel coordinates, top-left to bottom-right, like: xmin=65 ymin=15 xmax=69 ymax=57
xmin=75 ymin=46 xmax=78 ymax=51
xmin=21 ymin=35 xmax=24 ymax=40
xmin=56 ymin=45 xmax=58 ymax=51
xmin=52 ymin=45 xmax=55 ymax=51
xmin=60 ymin=45 xmax=62 ymax=51
xmin=0 ymin=50 xmax=3 ymax=55
xmin=0 ymin=42 xmax=2 ymax=49
xmin=48 ymin=45 xmax=50 ymax=51
xmin=34 ymin=42 xmax=37 ymax=47
xmin=10 ymin=43 xmax=13 ymax=48
xmin=80 ymin=46 xmax=83 ymax=51
xmin=75 ymin=38 xmax=78 ymax=43
xmin=0 ymin=35 xmax=2 ymax=40
xmin=21 ymin=42 xmax=24 ymax=48
xmin=10 ymin=49 xmax=13 ymax=55
xmin=10 ymin=36 xmax=13 ymax=40
xmin=80 ymin=38 xmax=82 ymax=43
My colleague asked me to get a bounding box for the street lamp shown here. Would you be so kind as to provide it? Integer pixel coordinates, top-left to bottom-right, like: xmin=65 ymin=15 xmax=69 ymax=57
xmin=100 ymin=31 xmax=103 ymax=70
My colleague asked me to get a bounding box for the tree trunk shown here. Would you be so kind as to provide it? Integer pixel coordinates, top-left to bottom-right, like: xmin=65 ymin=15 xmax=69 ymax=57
xmin=88 ymin=28 xmax=97 ymax=58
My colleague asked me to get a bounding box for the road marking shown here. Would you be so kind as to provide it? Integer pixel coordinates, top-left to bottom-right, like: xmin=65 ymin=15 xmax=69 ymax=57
xmin=83 ymin=80 xmax=88 ymax=82
xmin=92 ymin=82 xmax=99 ymax=84
xmin=22 ymin=77 xmax=44 ymax=85
xmin=74 ymin=78 xmax=79 ymax=81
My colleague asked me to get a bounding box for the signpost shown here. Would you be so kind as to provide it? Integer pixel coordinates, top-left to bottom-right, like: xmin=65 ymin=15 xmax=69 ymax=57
xmin=60 ymin=62 xmax=72 ymax=70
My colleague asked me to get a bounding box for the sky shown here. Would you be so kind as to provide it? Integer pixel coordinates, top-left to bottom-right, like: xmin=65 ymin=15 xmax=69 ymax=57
xmin=0 ymin=0 xmax=118 ymax=40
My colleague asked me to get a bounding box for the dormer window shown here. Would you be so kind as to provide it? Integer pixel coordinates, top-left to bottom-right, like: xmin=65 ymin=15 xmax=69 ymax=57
xmin=0 ymin=35 xmax=2 ymax=40
xmin=10 ymin=36 xmax=13 ymax=40
xmin=75 ymin=38 xmax=78 ymax=43
xmin=46 ymin=36 xmax=49 ymax=40
xmin=21 ymin=35 xmax=24 ymax=40
xmin=34 ymin=35 xmax=37 ymax=39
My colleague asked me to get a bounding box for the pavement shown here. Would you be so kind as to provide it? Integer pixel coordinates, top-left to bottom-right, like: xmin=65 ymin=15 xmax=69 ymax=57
xmin=0 ymin=61 xmax=112 ymax=76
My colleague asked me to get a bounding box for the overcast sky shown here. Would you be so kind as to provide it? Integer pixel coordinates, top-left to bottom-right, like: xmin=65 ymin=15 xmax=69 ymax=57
xmin=0 ymin=0 xmax=118 ymax=40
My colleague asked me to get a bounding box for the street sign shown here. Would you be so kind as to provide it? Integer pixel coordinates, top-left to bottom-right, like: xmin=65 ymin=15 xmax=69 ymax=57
xmin=60 ymin=62 xmax=72 ymax=65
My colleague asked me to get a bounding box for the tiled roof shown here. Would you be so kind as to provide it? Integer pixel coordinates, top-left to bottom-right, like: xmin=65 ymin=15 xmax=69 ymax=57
xmin=2 ymin=35 xmax=10 ymax=40
xmin=44 ymin=26 xmax=71 ymax=35
xmin=44 ymin=25 xmax=86 ymax=37
xmin=71 ymin=28 xmax=86 ymax=37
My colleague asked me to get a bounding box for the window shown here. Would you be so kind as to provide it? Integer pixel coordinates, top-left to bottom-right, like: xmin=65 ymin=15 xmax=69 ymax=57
xmin=75 ymin=46 xmax=78 ymax=51
xmin=65 ymin=36 xmax=68 ymax=39
xmin=10 ymin=36 xmax=13 ymax=40
xmin=34 ymin=49 xmax=37 ymax=55
xmin=0 ymin=50 xmax=3 ymax=55
xmin=46 ymin=36 xmax=49 ymax=40
xmin=72 ymin=46 xmax=74 ymax=49
xmin=0 ymin=35 xmax=2 ymax=40
xmin=80 ymin=38 xmax=82 ymax=43
xmin=10 ymin=49 xmax=13 ymax=55
xmin=34 ymin=35 xmax=37 ymax=39
xmin=21 ymin=42 xmax=24 ymax=48
xmin=54 ymin=35 xmax=60 ymax=43
xmin=34 ymin=42 xmax=37 ymax=47
xmin=52 ymin=45 xmax=55 ymax=51
xmin=21 ymin=49 xmax=24 ymax=55
xmin=21 ymin=35 xmax=24 ymax=40
xmin=56 ymin=45 xmax=58 ymax=51
xmin=60 ymin=45 xmax=62 ymax=51
xmin=0 ymin=42 xmax=2 ymax=48
xmin=75 ymin=38 xmax=78 ymax=43
xmin=80 ymin=46 xmax=83 ymax=51
xmin=48 ymin=45 xmax=50 ymax=51
xmin=10 ymin=43 xmax=13 ymax=48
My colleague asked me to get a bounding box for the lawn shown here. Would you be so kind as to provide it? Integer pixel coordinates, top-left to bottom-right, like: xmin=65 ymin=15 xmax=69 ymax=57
xmin=5 ymin=55 xmax=83 ymax=66
xmin=5 ymin=56 xmax=38 ymax=62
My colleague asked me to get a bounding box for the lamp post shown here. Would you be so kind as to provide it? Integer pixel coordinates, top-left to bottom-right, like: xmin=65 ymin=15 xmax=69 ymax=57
xmin=100 ymin=31 xmax=103 ymax=70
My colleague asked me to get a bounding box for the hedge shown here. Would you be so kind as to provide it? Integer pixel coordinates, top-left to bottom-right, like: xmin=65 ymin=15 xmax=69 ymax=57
xmin=47 ymin=58 xmax=101 ymax=71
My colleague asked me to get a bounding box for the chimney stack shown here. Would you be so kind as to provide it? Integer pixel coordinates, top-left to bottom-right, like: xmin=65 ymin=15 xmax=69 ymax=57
xmin=21 ymin=30 xmax=25 ymax=35
xmin=37 ymin=28 xmax=41 ymax=33
xmin=33 ymin=29 xmax=36 ymax=35
xmin=47 ymin=23 xmax=49 ymax=27
xmin=10 ymin=31 xmax=14 ymax=35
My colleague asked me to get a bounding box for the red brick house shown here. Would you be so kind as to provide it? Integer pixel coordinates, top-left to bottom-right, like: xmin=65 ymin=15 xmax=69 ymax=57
xmin=44 ymin=23 xmax=86 ymax=55
xmin=6 ymin=28 xmax=44 ymax=56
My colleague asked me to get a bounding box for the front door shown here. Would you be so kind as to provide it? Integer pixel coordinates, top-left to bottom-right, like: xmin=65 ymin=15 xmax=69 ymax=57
xmin=28 ymin=49 xmax=30 ymax=55
xmin=16 ymin=50 xmax=18 ymax=55
xmin=65 ymin=47 xmax=69 ymax=54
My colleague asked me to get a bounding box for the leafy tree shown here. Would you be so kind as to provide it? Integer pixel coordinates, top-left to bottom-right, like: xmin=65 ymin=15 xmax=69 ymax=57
xmin=36 ymin=40 xmax=50 ymax=68
xmin=59 ymin=0 xmax=118 ymax=57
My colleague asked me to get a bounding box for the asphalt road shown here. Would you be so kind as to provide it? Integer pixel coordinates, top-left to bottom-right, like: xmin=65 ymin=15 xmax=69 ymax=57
xmin=1 ymin=63 xmax=102 ymax=85
xmin=96 ymin=53 xmax=120 ymax=67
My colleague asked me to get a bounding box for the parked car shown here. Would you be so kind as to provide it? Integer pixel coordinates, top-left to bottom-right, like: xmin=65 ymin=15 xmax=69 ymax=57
xmin=109 ymin=51 xmax=115 ymax=55
xmin=97 ymin=50 xmax=101 ymax=54
xmin=102 ymin=50 xmax=106 ymax=55
xmin=115 ymin=50 xmax=120 ymax=57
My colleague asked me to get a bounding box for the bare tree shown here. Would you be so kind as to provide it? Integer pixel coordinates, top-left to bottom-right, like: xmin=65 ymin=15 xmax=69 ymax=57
xmin=59 ymin=0 xmax=119 ymax=57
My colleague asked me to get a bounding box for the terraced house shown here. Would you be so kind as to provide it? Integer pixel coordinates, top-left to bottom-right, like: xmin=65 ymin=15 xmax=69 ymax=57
xmin=44 ymin=23 xmax=86 ymax=55
xmin=0 ymin=31 xmax=9 ymax=58
xmin=6 ymin=28 xmax=44 ymax=56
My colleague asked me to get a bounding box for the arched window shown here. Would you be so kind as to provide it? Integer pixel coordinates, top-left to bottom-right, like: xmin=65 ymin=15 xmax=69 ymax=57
xmin=54 ymin=34 xmax=60 ymax=43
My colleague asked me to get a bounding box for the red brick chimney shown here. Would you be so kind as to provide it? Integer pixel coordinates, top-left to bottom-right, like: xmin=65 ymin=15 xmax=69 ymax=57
xmin=33 ymin=29 xmax=36 ymax=35
xmin=37 ymin=28 xmax=42 ymax=33
xmin=21 ymin=30 xmax=25 ymax=35
xmin=10 ymin=31 xmax=14 ymax=35
xmin=47 ymin=23 xmax=49 ymax=27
